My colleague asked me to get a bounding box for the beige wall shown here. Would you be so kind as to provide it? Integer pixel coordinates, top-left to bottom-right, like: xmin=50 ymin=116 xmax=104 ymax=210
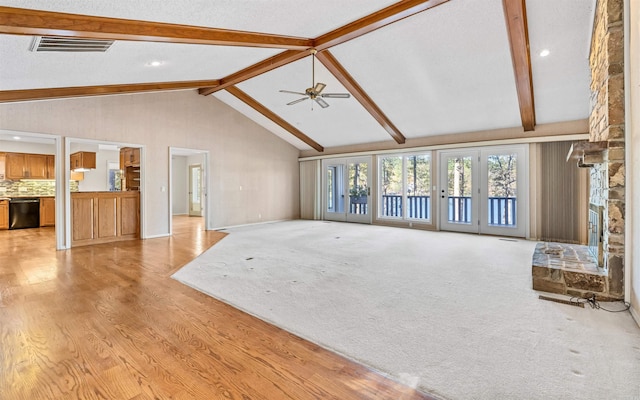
xmin=0 ymin=90 xmax=301 ymax=237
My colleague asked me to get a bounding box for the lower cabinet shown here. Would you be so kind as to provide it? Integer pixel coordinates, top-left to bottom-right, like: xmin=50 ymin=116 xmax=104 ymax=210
xmin=0 ymin=200 xmax=8 ymax=230
xmin=40 ymin=197 xmax=55 ymax=227
xmin=71 ymin=191 xmax=140 ymax=247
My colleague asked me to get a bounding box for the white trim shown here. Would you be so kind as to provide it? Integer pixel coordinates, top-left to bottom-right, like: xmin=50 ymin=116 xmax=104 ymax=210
xmin=144 ymin=233 xmax=171 ymax=239
xmin=211 ymin=218 xmax=291 ymax=231
xmin=299 ymin=134 xmax=589 ymax=161
xmin=623 ymin=0 xmax=631 ymax=304
xmin=168 ymin=147 xmax=211 ymax=235
xmin=630 ymin=304 xmax=640 ymax=329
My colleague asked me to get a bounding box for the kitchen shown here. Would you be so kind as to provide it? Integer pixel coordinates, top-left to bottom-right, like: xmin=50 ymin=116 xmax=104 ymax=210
xmin=0 ymin=134 xmax=141 ymax=247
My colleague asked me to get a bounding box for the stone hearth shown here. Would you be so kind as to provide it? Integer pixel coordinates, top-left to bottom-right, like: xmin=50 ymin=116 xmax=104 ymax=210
xmin=532 ymin=242 xmax=616 ymax=300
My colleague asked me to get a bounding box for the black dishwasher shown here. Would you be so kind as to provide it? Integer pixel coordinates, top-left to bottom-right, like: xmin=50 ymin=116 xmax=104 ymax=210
xmin=9 ymin=198 xmax=40 ymax=229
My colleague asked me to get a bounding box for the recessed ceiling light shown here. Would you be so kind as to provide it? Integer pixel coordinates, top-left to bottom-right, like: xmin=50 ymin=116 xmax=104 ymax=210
xmin=539 ymin=49 xmax=550 ymax=57
xmin=145 ymin=60 xmax=164 ymax=67
xmin=13 ymin=136 xmax=20 ymax=140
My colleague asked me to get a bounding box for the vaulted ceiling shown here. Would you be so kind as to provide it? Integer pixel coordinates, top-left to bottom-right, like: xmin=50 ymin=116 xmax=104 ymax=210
xmin=0 ymin=0 xmax=595 ymax=153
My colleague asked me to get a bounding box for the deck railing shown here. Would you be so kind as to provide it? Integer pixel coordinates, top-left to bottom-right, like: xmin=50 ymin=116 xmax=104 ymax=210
xmin=352 ymin=195 xmax=515 ymax=226
xmin=380 ymin=195 xmax=431 ymax=219
xmin=448 ymin=196 xmax=516 ymax=226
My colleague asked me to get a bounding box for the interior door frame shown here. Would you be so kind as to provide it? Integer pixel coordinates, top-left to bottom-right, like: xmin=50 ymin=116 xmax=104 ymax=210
xmin=168 ymin=147 xmax=211 ymax=235
xmin=321 ymin=156 xmax=372 ymax=224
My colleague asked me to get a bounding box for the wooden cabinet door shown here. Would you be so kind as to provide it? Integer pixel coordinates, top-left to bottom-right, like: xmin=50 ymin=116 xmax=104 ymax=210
xmin=46 ymin=155 xmax=55 ymax=179
xmin=6 ymin=153 xmax=25 ymax=179
xmin=26 ymin=154 xmax=47 ymax=179
xmin=130 ymin=148 xmax=140 ymax=166
xmin=40 ymin=197 xmax=56 ymax=227
xmin=70 ymin=153 xmax=81 ymax=170
xmin=0 ymin=200 xmax=8 ymax=230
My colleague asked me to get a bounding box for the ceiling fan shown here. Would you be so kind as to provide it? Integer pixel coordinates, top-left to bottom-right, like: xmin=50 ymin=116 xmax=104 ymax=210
xmin=279 ymin=49 xmax=350 ymax=109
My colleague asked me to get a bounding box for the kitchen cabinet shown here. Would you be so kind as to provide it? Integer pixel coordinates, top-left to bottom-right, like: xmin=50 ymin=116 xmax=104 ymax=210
xmin=70 ymin=151 xmax=96 ymax=171
xmin=40 ymin=197 xmax=55 ymax=227
xmin=0 ymin=153 xmax=6 ymax=180
xmin=6 ymin=152 xmax=49 ymax=179
xmin=120 ymin=147 xmax=141 ymax=191
xmin=120 ymin=147 xmax=140 ymax=167
xmin=0 ymin=200 xmax=8 ymax=230
xmin=71 ymin=191 xmax=139 ymax=247
xmin=46 ymin=155 xmax=55 ymax=179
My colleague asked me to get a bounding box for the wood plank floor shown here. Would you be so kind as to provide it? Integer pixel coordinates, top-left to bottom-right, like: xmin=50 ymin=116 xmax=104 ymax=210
xmin=0 ymin=216 xmax=435 ymax=400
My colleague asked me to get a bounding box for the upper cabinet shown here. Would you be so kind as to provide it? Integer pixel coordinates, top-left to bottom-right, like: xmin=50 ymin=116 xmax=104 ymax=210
xmin=0 ymin=152 xmax=5 ymax=180
xmin=120 ymin=147 xmax=140 ymax=167
xmin=6 ymin=152 xmax=49 ymax=179
xmin=70 ymin=151 xmax=96 ymax=171
xmin=120 ymin=147 xmax=141 ymax=191
xmin=46 ymin=155 xmax=55 ymax=179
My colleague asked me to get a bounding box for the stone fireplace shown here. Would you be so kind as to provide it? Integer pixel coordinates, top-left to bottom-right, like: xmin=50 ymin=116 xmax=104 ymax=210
xmin=532 ymin=0 xmax=625 ymax=300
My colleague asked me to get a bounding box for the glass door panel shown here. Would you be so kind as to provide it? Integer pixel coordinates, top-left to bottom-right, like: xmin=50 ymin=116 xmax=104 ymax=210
xmin=406 ymin=155 xmax=431 ymax=221
xmin=480 ymin=146 xmax=527 ymax=237
xmin=348 ymin=161 xmax=369 ymax=217
xmin=322 ymin=157 xmax=371 ymax=224
xmin=439 ymin=151 xmax=479 ymax=233
xmin=325 ymin=164 xmax=345 ymax=221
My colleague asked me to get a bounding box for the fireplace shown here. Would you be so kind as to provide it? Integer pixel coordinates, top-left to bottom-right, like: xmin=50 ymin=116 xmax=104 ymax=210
xmin=588 ymin=204 xmax=604 ymax=267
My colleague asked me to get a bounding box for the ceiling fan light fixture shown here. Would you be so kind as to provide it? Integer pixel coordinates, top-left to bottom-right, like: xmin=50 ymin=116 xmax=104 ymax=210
xmin=278 ymin=48 xmax=350 ymax=109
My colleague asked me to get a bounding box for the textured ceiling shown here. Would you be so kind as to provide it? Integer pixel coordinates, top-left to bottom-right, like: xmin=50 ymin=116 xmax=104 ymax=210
xmin=0 ymin=0 xmax=596 ymax=151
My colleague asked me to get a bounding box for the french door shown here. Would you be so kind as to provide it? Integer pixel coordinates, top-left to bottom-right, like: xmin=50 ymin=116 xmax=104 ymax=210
xmin=439 ymin=145 xmax=527 ymax=237
xmin=323 ymin=157 xmax=372 ymax=224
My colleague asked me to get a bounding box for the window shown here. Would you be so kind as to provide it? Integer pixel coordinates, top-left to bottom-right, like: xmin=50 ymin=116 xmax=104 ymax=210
xmin=379 ymin=153 xmax=431 ymax=221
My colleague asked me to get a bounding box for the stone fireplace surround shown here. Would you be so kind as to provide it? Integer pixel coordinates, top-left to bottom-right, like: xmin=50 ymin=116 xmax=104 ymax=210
xmin=532 ymin=0 xmax=625 ymax=301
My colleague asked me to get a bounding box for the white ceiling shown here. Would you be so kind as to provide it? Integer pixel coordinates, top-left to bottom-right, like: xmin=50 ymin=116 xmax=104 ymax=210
xmin=0 ymin=0 xmax=596 ymax=151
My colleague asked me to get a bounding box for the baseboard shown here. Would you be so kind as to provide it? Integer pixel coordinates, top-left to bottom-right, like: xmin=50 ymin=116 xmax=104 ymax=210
xmin=143 ymin=233 xmax=171 ymax=239
xmin=211 ymin=219 xmax=292 ymax=231
xmin=630 ymin=304 xmax=640 ymax=329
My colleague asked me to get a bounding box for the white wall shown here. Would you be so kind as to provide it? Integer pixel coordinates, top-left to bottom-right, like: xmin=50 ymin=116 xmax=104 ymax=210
xmin=0 ymin=90 xmax=301 ymax=236
xmin=69 ymin=142 xmax=120 ymax=192
xmin=0 ymin=139 xmax=55 ymax=154
xmin=628 ymin=0 xmax=640 ymax=325
xmin=172 ymin=155 xmax=188 ymax=215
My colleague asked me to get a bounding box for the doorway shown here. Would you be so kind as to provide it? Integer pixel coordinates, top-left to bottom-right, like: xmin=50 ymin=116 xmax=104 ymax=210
xmin=322 ymin=156 xmax=372 ymax=224
xmin=169 ymin=147 xmax=210 ymax=235
xmin=439 ymin=145 xmax=527 ymax=237
xmin=188 ymin=164 xmax=203 ymax=217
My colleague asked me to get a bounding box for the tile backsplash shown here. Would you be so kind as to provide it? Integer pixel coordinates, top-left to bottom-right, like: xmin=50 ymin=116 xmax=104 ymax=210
xmin=0 ymin=180 xmax=79 ymax=197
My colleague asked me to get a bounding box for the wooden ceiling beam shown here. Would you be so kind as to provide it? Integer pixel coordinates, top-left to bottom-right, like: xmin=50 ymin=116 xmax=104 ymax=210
xmin=225 ymin=86 xmax=324 ymax=152
xmin=314 ymin=0 xmax=449 ymax=50
xmin=0 ymin=80 xmax=220 ymax=103
xmin=0 ymin=6 xmax=312 ymax=49
xmin=502 ymin=0 xmax=536 ymax=131
xmin=199 ymin=50 xmax=309 ymax=96
xmin=316 ymin=51 xmax=406 ymax=144
xmin=200 ymin=0 xmax=450 ymax=97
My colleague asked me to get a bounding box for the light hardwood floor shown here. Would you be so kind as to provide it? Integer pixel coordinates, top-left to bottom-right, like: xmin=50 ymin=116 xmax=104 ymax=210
xmin=0 ymin=216 xmax=434 ymax=400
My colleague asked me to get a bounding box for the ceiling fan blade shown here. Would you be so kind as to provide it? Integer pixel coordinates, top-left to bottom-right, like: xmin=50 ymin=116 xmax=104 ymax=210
xmin=321 ymin=93 xmax=351 ymax=99
xmin=314 ymin=82 xmax=326 ymax=94
xmin=286 ymin=97 xmax=309 ymax=106
xmin=279 ymin=90 xmax=307 ymax=96
xmin=315 ymin=98 xmax=330 ymax=108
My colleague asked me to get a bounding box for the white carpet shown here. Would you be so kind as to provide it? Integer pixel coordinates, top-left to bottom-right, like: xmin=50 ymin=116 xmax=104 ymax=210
xmin=172 ymin=220 xmax=640 ymax=400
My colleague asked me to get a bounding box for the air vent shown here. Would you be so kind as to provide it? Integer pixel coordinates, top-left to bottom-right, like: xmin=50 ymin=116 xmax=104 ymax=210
xmin=30 ymin=36 xmax=114 ymax=52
